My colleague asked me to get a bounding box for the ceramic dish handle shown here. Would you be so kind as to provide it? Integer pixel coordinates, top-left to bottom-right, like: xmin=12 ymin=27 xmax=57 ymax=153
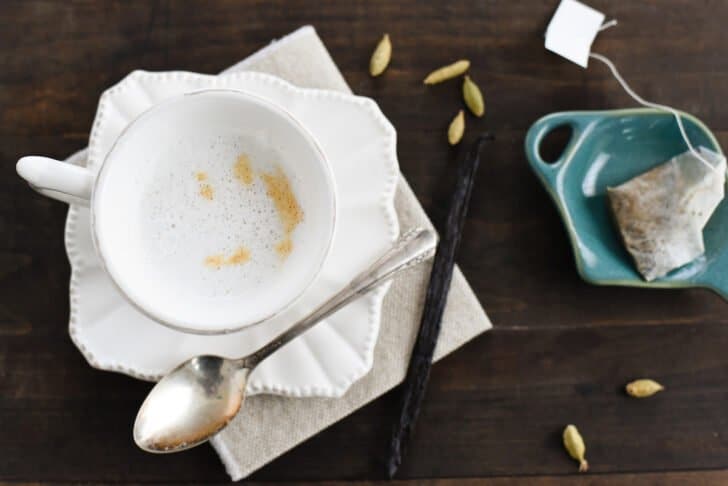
xmin=525 ymin=112 xmax=595 ymax=176
xmin=16 ymin=156 xmax=94 ymax=206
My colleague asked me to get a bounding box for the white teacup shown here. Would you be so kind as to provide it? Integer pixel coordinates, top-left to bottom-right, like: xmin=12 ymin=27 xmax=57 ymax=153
xmin=17 ymin=90 xmax=337 ymax=334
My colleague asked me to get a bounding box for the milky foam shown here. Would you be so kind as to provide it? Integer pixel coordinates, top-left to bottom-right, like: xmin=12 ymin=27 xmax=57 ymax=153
xmin=139 ymin=131 xmax=299 ymax=299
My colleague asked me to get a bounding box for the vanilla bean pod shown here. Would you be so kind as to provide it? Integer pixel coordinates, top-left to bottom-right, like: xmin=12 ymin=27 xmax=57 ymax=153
xmin=387 ymin=134 xmax=493 ymax=478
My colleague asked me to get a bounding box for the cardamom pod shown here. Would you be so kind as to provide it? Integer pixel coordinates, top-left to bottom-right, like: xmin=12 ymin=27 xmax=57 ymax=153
xmin=462 ymin=75 xmax=485 ymax=117
xmin=424 ymin=59 xmax=471 ymax=85
xmin=369 ymin=34 xmax=392 ymax=77
xmin=448 ymin=110 xmax=465 ymax=145
xmin=625 ymin=379 xmax=664 ymax=398
xmin=562 ymin=424 xmax=589 ymax=473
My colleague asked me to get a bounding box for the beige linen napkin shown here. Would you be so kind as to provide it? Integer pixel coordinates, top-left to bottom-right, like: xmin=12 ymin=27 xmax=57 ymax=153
xmin=208 ymin=25 xmax=492 ymax=480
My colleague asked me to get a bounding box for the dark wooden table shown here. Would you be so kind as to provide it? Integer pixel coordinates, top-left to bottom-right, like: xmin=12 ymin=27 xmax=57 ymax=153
xmin=3 ymin=1 xmax=728 ymax=484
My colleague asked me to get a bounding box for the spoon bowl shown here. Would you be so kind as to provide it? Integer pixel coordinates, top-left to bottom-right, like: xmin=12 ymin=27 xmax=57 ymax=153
xmin=134 ymin=356 xmax=250 ymax=453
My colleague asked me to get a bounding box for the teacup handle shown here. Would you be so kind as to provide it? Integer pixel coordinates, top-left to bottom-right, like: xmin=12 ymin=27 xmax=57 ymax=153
xmin=525 ymin=112 xmax=595 ymax=176
xmin=16 ymin=156 xmax=94 ymax=206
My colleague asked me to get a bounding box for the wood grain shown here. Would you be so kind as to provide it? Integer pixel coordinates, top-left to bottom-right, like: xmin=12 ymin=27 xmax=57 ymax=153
xmin=2 ymin=0 xmax=728 ymax=483
xmin=5 ymin=470 xmax=728 ymax=485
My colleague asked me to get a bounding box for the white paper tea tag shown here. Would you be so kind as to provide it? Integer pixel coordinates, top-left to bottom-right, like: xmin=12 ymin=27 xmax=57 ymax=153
xmin=545 ymin=0 xmax=605 ymax=67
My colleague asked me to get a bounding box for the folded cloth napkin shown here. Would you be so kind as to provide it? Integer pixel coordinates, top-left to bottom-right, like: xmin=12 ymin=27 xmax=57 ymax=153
xmin=205 ymin=26 xmax=492 ymax=480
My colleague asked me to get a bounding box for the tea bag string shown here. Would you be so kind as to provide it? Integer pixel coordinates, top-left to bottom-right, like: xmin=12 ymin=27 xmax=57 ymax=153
xmin=589 ymin=21 xmax=716 ymax=172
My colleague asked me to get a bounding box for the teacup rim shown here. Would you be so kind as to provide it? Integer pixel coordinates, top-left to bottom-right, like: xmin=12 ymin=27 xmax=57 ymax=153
xmin=90 ymin=88 xmax=337 ymax=335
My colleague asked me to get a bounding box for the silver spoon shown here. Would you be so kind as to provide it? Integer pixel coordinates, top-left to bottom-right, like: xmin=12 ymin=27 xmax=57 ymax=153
xmin=133 ymin=228 xmax=437 ymax=453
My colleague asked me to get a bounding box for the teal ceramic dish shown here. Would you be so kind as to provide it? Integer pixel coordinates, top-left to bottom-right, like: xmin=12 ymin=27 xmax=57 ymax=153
xmin=525 ymin=108 xmax=728 ymax=299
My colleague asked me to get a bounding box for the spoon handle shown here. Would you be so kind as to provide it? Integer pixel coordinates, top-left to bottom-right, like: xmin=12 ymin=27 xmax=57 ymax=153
xmin=245 ymin=227 xmax=437 ymax=367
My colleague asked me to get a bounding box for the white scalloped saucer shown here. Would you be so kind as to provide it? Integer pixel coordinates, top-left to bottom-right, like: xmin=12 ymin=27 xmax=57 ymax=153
xmin=65 ymin=70 xmax=399 ymax=398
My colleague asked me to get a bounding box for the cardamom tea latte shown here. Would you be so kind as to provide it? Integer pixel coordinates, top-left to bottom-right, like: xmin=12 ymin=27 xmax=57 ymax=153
xmin=141 ymin=132 xmax=306 ymax=300
xmin=116 ymin=92 xmax=335 ymax=331
xmin=17 ymin=90 xmax=337 ymax=332
xmin=139 ymin=121 xmax=330 ymax=314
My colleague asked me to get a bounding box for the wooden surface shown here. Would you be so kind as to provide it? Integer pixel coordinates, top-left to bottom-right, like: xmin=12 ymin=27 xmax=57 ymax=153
xmin=2 ymin=0 xmax=728 ymax=483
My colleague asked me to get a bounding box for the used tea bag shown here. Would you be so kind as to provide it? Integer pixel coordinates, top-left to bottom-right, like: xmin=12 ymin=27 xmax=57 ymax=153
xmin=607 ymin=147 xmax=726 ymax=281
xmin=545 ymin=1 xmax=727 ymax=281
